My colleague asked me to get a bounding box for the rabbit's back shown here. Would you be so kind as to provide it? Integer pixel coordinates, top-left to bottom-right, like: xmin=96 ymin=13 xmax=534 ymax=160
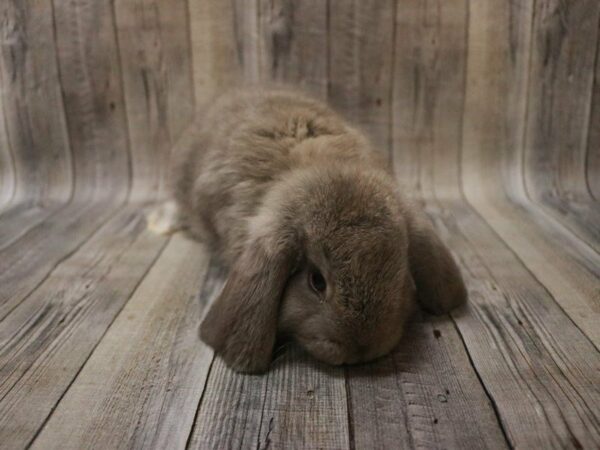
xmin=171 ymin=88 xmax=381 ymax=264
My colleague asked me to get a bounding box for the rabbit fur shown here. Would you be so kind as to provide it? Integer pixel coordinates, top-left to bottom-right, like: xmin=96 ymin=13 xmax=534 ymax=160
xmin=168 ymin=87 xmax=467 ymax=373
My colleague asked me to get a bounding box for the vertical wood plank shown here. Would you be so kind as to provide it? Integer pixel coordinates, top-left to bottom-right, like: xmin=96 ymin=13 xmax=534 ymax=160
xmin=461 ymin=0 xmax=534 ymax=200
xmin=188 ymin=0 xmax=240 ymax=107
xmin=231 ymin=0 xmax=262 ymax=84
xmin=114 ymin=0 xmax=194 ymax=201
xmin=257 ymin=0 xmax=328 ymax=99
xmin=392 ymin=0 xmax=467 ymax=197
xmin=587 ymin=25 xmax=600 ymax=200
xmin=525 ymin=0 xmax=600 ymax=197
xmin=52 ymin=0 xmax=130 ymax=201
xmin=0 ymin=0 xmax=72 ymax=202
xmin=523 ymin=0 xmax=600 ymax=247
xmin=328 ymin=0 xmax=396 ymax=156
xmin=0 ymin=88 xmax=16 ymax=207
xmin=30 ymin=236 xmax=213 ymax=450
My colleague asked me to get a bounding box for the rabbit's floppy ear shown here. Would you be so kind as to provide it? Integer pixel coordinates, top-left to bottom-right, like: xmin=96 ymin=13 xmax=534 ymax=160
xmin=405 ymin=207 xmax=467 ymax=315
xmin=199 ymin=224 xmax=299 ymax=373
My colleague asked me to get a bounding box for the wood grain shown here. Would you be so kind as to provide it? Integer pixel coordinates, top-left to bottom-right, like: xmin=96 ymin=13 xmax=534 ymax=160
xmin=392 ymin=0 xmax=467 ymax=196
xmin=30 ymin=235 xmax=211 ymax=450
xmin=258 ymin=0 xmax=328 ymax=99
xmin=587 ymin=18 xmax=600 ymax=201
xmin=523 ymin=0 xmax=600 ymax=249
xmin=52 ymin=0 xmax=130 ymax=201
xmin=0 ymin=0 xmax=72 ymax=202
xmin=0 ymin=90 xmax=15 ymax=208
xmin=429 ymin=199 xmax=600 ymax=449
xmin=0 ymin=207 xmax=167 ymax=449
xmin=461 ymin=0 xmax=600 ymax=346
xmin=187 ymin=0 xmax=240 ymax=107
xmin=189 ymin=345 xmax=349 ymax=450
xmin=114 ymin=0 xmax=194 ymax=201
xmin=328 ymin=0 xmax=397 ymax=157
xmin=347 ymin=312 xmax=508 ymax=449
xmin=0 ymin=202 xmax=123 ymax=320
xmin=0 ymin=0 xmax=599 ymax=448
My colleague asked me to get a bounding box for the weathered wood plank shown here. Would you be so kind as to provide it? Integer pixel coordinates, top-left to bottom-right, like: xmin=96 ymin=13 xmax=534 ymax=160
xmin=0 ymin=206 xmax=167 ymax=449
xmin=328 ymin=0 xmax=396 ymax=156
xmin=461 ymin=0 xmax=600 ymax=346
xmin=587 ymin=19 xmax=600 ymax=201
xmin=0 ymin=0 xmax=72 ymax=202
xmin=114 ymin=0 xmax=194 ymax=201
xmin=30 ymin=235 xmax=212 ymax=450
xmin=392 ymin=0 xmax=467 ymax=196
xmin=523 ymin=0 xmax=600 ymax=249
xmin=0 ymin=89 xmax=16 ymax=207
xmin=189 ymin=345 xmax=349 ymax=449
xmin=188 ymin=0 xmax=240 ymax=107
xmin=429 ymin=199 xmax=600 ymax=449
xmin=257 ymin=0 xmax=328 ymax=99
xmin=188 ymin=358 xmax=268 ymax=449
xmin=52 ymin=0 xmax=130 ymax=201
xmin=347 ymin=312 xmax=508 ymax=450
xmin=255 ymin=347 xmax=349 ymax=449
xmin=0 ymin=201 xmax=61 ymax=250
xmin=0 ymin=202 xmax=121 ymax=320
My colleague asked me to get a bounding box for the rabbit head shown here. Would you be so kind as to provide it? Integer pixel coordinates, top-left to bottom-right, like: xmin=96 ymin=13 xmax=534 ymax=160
xmin=200 ymin=167 xmax=466 ymax=373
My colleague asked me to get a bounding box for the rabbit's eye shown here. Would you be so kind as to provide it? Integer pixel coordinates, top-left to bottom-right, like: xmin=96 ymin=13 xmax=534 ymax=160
xmin=309 ymin=269 xmax=327 ymax=294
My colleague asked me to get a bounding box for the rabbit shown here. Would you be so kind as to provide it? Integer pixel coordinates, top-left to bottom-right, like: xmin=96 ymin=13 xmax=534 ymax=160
xmin=166 ymin=87 xmax=467 ymax=373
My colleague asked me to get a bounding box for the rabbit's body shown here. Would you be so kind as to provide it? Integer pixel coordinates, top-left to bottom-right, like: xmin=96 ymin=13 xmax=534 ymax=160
xmin=169 ymin=88 xmax=466 ymax=373
xmin=172 ymin=88 xmax=387 ymax=264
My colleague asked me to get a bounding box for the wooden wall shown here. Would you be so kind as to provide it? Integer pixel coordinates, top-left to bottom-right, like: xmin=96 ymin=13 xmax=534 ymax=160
xmin=0 ymin=0 xmax=598 ymax=243
xmin=1 ymin=0 xmax=597 ymax=215
xmin=1 ymin=3 xmax=599 ymax=448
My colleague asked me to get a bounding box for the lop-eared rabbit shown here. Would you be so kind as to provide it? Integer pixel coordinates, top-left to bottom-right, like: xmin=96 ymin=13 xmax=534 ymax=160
xmin=149 ymin=88 xmax=467 ymax=373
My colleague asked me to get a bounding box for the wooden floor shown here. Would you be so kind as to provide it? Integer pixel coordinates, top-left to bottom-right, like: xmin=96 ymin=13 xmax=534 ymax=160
xmin=2 ymin=0 xmax=600 ymax=448
xmin=0 ymin=191 xmax=598 ymax=449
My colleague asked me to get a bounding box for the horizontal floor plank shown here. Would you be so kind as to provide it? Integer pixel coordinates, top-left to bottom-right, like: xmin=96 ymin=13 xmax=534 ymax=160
xmin=189 ymin=344 xmax=349 ymax=450
xmin=31 ymin=235 xmax=213 ymax=450
xmin=428 ymin=198 xmax=600 ymax=448
xmin=347 ymin=312 xmax=508 ymax=449
xmin=463 ymin=192 xmax=600 ymax=348
xmin=0 ymin=206 xmax=167 ymax=449
xmin=0 ymin=201 xmax=125 ymax=320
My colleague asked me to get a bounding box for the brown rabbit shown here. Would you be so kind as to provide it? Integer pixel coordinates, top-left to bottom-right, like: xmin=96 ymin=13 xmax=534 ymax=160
xmin=165 ymin=87 xmax=466 ymax=373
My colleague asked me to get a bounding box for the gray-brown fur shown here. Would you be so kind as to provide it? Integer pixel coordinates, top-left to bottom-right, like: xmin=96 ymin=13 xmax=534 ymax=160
xmin=170 ymin=88 xmax=466 ymax=373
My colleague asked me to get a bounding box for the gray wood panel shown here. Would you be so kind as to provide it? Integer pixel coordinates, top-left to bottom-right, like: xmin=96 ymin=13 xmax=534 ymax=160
xmin=431 ymin=199 xmax=600 ymax=448
xmin=52 ymin=0 xmax=130 ymax=201
xmin=0 ymin=92 xmax=15 ymax=207
xmin=258 ymin=0 xmax=329 ymax=99
xmin=115 ymin=0 xmax=194 ymax=201
xmin=461 ymin=0 xmax=600 ymax=347
xmin=348 ymin=313 xmax=508 ymax=449
xmin=0 ymin=0 xmax=72 ymax=202
xmin=30 ymin=235 xmax=210 ymax=450
xmin=0 ymin=207 xmax=167 ymax=449
xmin=392 ymin=0 xmax=467 ymax=196
xmin=523 ymin=0 xmax=600 ymax=250
xmin=0 ymin=0 xmax=599 ymax=448
xmin=0 ymin=202 xmax=122 ymax=320
xmin=328 ymin=0 xmax=397 ymax=157
xmin=587 ymin=25 xmax=600 ymax=201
